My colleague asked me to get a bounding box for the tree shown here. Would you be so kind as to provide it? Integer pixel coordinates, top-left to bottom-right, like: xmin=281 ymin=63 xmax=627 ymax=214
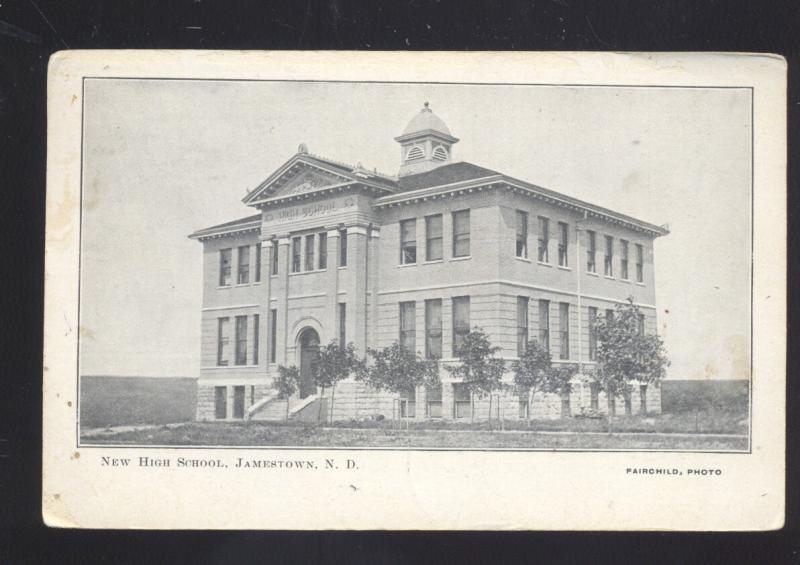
xmin=358 ymin=342 xmax=440 ymax=423
xmin=273 ymin=365 xmax=300 ymax=421
xmin=313 ymin=340 xmax=365 ymax=422
xmin=544 ymin=363 xmax=579 ymax=419
xmin=511 ymin=340 xmax=552 ymax=425
xmin=595 ymin=298 xmax=670 ymax=422
xmin=445 ymin=326 xmax=507 ymax=422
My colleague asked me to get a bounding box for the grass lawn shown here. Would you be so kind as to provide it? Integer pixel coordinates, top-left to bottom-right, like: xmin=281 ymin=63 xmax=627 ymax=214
xmin=82 ymin=412 xmax=748 ymax=451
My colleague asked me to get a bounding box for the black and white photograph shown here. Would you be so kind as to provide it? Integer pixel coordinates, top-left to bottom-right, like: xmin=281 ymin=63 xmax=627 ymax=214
xmin=41 ymin=51 xmax=785 ymax=531
xmin=75 ymin=77 xmax=752 ymax=451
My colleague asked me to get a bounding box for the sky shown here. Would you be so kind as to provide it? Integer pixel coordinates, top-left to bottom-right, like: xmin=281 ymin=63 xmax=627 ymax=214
xmin=79 ymin=79 xmax=751 ymax=380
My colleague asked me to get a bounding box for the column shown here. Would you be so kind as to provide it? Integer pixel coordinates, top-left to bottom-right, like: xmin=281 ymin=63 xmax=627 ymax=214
xmin=274 ymin=235 xmax=291 ymax=366
xmin=325 ymin=228 xmax=340 ymax=345
xmin=367 ymin=226 xmax=381 ymax=353
xmin=348 ymin=225 xmax=369 ymax=357
xmin=260 ymin=238 xmax=273 ymax=380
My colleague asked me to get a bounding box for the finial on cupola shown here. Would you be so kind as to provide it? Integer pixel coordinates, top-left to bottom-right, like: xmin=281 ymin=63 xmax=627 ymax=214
xmin=423 ymin=101 xmax=430 ymax=111
xmin=298 ymin=143 xmax=308 ymax=154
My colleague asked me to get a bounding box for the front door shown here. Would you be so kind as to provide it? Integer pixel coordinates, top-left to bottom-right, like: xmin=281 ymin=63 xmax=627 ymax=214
xmin=298 ymin=328 xmax=320 ymax=398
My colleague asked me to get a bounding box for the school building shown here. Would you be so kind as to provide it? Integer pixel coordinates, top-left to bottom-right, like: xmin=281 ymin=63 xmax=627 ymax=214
xmin=189 ymin=103 xmax=668 ymax=422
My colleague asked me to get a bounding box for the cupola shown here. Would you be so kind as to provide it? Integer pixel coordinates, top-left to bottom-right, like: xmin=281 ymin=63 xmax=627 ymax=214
xmin=395 ymin=102 xmax=459 ymax=177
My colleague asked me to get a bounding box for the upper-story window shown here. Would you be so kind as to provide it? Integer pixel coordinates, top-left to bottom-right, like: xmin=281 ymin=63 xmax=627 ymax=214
xmin=425 ymin=214 xmax=443 ymax=261
xmin=517 ymin=296 xmax=529 ymax=356
xmin=254 ymin=244 xmax=262 ymax=283
xmin=318 ymin=232 xmax=328 ymax=270
xmin=537 ymin=216 xmax=549 ymax=263
xmin=425 ymin=299 xmax=442 ymax=359
xmin=217 ymin=317 xmax=230 ymax=366
xmin=339 ymin=228 xmax=348 ymax=267
xmin=586 ymin=230 xmax=597 ymax=273
xmin=400 ymin=219 xmax=417 ymax=264
xmin=237 ymin=246 xmax=250 ymax=284
xmin=452 ymin=296 xmax=471 ymax=355
xmin=406 ymin=146 xmax=424 ymax=161
xmin=620 ymin=239 xmax=629 ymax=280
xmin=304 ymin=234 xmax=315 ymax=271
xmin=235 ymin=315 xmax=248 ymax=365
xmin=558 ymin=222 xmax=569 ymax=267
xmin=635 ymin=243 xmax=644 ymax=283
xmin=515 ymin=210 xmax=528 ymax=258
xmin=538 ymin=299 xmax=550 ymax=351
xmin=399 ymin=301 xmax=416 ymax=353
xmin=219 ymin=248 xmax=232 ymax=286
xmin=432 ymin=146 xmax=448 ymax=161
xmin=604 ymin=235 xmax=614 ymax=276
xmin=291 ymin=237 xmax=302 ymax=273
xmin=452 ymin=210 xmax=470 ymax=258
xmin=270 ymin=240 xmax=279 ymax=276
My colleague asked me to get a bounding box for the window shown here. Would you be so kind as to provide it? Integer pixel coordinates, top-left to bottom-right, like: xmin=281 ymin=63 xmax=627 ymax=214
xmin=399 ymin=301 xmax=416 ymax=353
xmin=219 ymin=248 xmax=232 ymax=286
xmin=214 ymin=386 xmax=227 ymax=419
xmin=518 ymin=399 xmax=529 ymax=419
xmin=254 ymin=244 xmax=262 ymax=282
xmin=605 ymin=309 xmax=615 ymax=323
xmin=538 ymin=300 xmax=550 ymax=351
xmin=559 ymin=303 xmax=570 ymax=360
xmin=515 ymin=210 xmax=528 ymax=258
xmin=637 ymin=313 xmax=645 ymax=336
xmin=304 ymin=234 xmax=315 ymax=271
xmin=237 ymin=246 xmax=250 ymax=284
xmin=233 ymin=386 xmax=245 ymax=419
xmin=517 ymin=296 xmax=529 ymax=356
xmin=250 ymin=385 xmax=255 ymax=405
xmin=537 ymin=216 xmax=549 ymax=262
xmin=453 ymin=383 xmax=471 ymax=419
xmin=452 ymin=296 xmax=471 ymax=355
xmin=635 ymin=243 xmax=644 ymax=282
xmin=217 ymin=318 xmax=230 ymax=366
xmin=555 ymin=222 xmax=567 ymax=267
xmin=338 ymin=303 xmax=346 ymax=346
xmin=586 ymin=230 xmax=596 ymax=273
xmin=235 ymin=315 xmax=248 ymax=365
xmin=452 ymin=210 xmax=471 ymax=257
xmin=432 ymin=146 xmax=448 ymax=161
xmin=425 ymin=214 xmax=443 ymax=261
xmin=604 ymin=235 xmax=614 ymax=276
xmin=425 ymin=299 xmax=442 ymax=359
xmin=339 ymin=229 xmax=348 ymax=267
xmin=291 ymin=237 xmax=301 ymax=273
xmin=620 ymin=239 xmax=629 ymax=280
xmin=271 ymin=241 xmax=279 ymax=276
xmin=400 ymin=219 xmax=417 ymax=264
xmin=406 ymin=145 xmax=424 ymax=161
xmin=426 ymin=384 xmax=442 ymax=418
xmin=318 ymin=232 xmax=327 ymax=270
xmin=269 ymin=308 xmax=277 ymax=363
xmin=400 ymin=388 xmax=416 ymax=418
xmin=588 ymin=306 xmax=598 ymax=361
xmin=253 ymin=314 xmax=260 ymax=365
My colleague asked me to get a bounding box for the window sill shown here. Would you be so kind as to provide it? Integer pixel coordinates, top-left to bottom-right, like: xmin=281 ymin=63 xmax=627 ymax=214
xmin=397 ymin=262 xmax=418 ymax=268
xmin=235 ymin=283 xmax=250 ymax=287
xmin=203 ymin=365 xmax=260 ymax=370
xmin=338 ymin=265 xmax=348 ymax=270
xmin=604 ymin=275 xmax=615 ymax=280
xmin=289 ymin=268 xmax=328 ymax=277
xmin=424 ymin=259 xmax=444 ymax=265
xmin=635 ymin=282 xmax=646 ymax=287
xmin=557 ymin=265 xmax=571 ymax=271
xmin=586 ymin=271 xmax=599 ymax=277
xmin=515 ymin=256 xmax=531 ymax=263
xmin=537 ymin=261 xmax=552 ymax=268
xmin=216 ymin=285 xmax=232 ymax=290
xmin=450 ymin=255 xmax=472 ymax=262
xmin=619 ymin=278 xmax=631 ymax=284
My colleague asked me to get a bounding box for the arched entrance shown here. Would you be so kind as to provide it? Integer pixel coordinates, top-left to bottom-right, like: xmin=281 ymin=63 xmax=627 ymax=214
xmin=297 ymin=328 xmax=320 ymax=398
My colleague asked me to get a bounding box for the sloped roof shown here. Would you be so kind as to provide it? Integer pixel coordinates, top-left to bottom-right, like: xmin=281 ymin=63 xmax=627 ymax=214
xmin=396 ymin=162 xmax=499 ymax=192
xmin=189 ymin=213 xmax=261 ymax=240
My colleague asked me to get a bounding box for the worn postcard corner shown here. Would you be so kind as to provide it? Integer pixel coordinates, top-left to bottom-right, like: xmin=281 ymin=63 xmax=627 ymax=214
xmin=43 ymin=50 xmax=786 ymax=531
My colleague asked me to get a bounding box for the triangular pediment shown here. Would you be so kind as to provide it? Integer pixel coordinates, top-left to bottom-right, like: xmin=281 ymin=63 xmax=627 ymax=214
xmin=243 ymin=155 xmax=357 ymax=206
